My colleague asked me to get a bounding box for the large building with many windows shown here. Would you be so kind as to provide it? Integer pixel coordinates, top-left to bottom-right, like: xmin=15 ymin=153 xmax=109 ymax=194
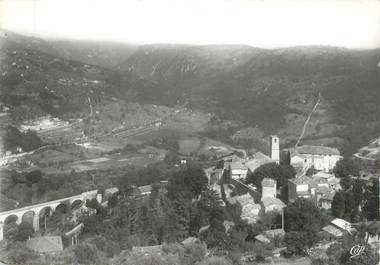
xmin=288 ymin=145 xmax=342 ymax=173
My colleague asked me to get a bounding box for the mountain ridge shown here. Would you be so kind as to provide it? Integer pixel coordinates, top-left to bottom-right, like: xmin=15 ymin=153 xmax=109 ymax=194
xmin=1 ymin=29 xmax=380 ymax=155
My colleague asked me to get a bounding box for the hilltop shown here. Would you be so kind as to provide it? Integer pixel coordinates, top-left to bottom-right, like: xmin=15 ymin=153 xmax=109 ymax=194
xmin=1 ymin=30 xmax=380 ymax=155
xmin=116 ymin=44 xmax=380 ymax=155
xmin=0 ymin=29 xmax=137 ymax=68
xmin=0 ymin=30 xmax=147 ymax=122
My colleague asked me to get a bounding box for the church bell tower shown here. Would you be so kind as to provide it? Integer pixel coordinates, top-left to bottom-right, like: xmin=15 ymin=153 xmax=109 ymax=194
xmin=271 ymin=135 xmax=280 ymax=164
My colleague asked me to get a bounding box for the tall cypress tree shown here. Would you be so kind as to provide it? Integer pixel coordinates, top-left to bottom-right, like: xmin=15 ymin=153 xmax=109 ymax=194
xmin=331 ymin=192 xmax=345 ymax=219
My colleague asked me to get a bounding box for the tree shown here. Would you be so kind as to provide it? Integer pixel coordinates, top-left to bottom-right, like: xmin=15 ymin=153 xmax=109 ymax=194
xmin=86 ymin=198 xmax=100 ymax=210
xmin=167 ymin=163 xmax=208 ymax=200
xmin=340 ymin=176 xmax=353 ymax=191
xmin=4 ymin=222 xmax=19 ymax=241
xmin=3 ymin=126 xmax=43 ymax=152
xmin=246 ymin=163 xmax=296 ymax=191
xmin=164 ymin=152 xmax=180 ymax=165
xmin=225 ymin=220 xmax=250 ymax=252
xmin=22 ymin=130 xmax=43 ymax=151
xmin=331 ymin=192 xmax=345 ymax=218
xmin=143 ymin=183 xmax=171 ymax=244
xmin=165 ymin=196 xmax=191 ymax=242
xmin=183 ymin=240 xmax=207 ymax=264
xmin=73 ymin=243 xmax=102 ymax=264
xmin=6 ymin=241 xmax=38 ymax=264
xmin=198 ymin=256 xmax=232 ymax=265
xmin=306 ymin=166 xmax=318 ymax=177
xmin=200 ymin=216 xmax=228 ymax=249
xmin=325 ymin=233 xmax=380 ymax=265
xmin=352 ymin=179 xmax=364 ymax=208
xmin=216 ymin=160 xmax=224 ymax=169
xmin=333 ymin=158 xmax=360 ymax=179
xmin=284 ymin=198 xmax=322 ymax=253
xmin=25 ymin=170 xmax=42 ymax=186
xmin=197 ymin=190 xmax=224 ymax=222
xmin=16 ymin=222 xmax=34 ymax=241
xmin=253 ymin=241 xmax=272 ymax=261
xmin=108 ymin=193 xmax=118 ymax=208
xmin=284 ymin=231 xmax=308 ymax=256
xmin=281 ymin=150 xmax=291 ymax=166
xmin=280 ymin=185 xmax=289 ymax=204
xmin=284 ymin=198 xmax=322 ymax=232
xmin=343 ymin=192 xmax=356 ymax=221
xmin=116 ymin=251 xmax=181 ymax=265
xmin=1 ymin=70 xmax=21 ymax=87
xmin=362 ymin=178 xmax=379 ymax=221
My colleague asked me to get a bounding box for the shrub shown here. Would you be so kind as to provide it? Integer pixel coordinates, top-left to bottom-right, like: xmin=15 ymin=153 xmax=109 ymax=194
xmin=198 ymin=256 xmax=232 ymax=265
xmin=7 ymin=241 xmax=38 ymax=264
xmin=73 ymin=242 xmax=101 ymax=264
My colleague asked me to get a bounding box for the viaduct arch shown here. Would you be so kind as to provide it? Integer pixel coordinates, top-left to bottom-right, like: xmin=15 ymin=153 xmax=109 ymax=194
xmin=0 ymin=190 xmax=100 ymax=241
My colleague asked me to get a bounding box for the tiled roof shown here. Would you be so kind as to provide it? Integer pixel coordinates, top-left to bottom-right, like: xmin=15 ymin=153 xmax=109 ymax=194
xmin=261 ymin=197 xmax=285 ymax=208
xmin=313 ymin=172 xmax=334 ymax=179
xmin=244 ymin=152 xmax=274 ymax=172
xmin=105 ymin=187 xmax=119 ymax=195
xmin=331 ymin=218 xmax=351 ymax=231
xmin=228 ymin=194 xmax=260 ymax=224
xmin=262 ymin=178 xmax=276 ymax=187
xmin=289 ymin=175 xmax=313 ymax=185
xmin=293 ymin=145 xmax=340 ymax=156
xmin=26 ymin=236 xmax=63 ymax=253
xmin=223 ymin=154 xmax=242 ymax=163
xmin=322 ymin=225 xmax=343 ymax=237
xmin=227 ymin=193 xmax=254 ymax=206
xmin=230 ymin=160 xmax=248 ymax=170
xmin=263 ymin=229 xmax=285 ymax=238
xmin=316 ymin=186 xmax=330 ymax=194
xmin=138 ymin=185 xmax=152 ymax=194
xmin=181 ymin=237 xmax=200 ymax=246
xmin=255 ymin=229 xmax=285 ymax=244
xmin=255 ymin=234 xmax=270 ymax=243
xmin=321 ymin=191 xmax=335 ymax=201
xmin=297 ymin=190 xmax=312 ymax=196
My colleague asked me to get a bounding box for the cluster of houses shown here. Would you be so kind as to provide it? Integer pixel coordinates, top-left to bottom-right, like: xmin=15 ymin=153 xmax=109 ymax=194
xmin=202 ymin=135 xmax=346 ymax=249
xmin=205 ymin=135 xmax=343 ymax=214
xmin=203 ymin=135 xmax=380 ymax=257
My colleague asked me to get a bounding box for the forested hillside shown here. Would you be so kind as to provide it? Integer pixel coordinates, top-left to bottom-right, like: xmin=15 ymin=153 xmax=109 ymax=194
xmin=117 ymin=46 xmax=380 ymax=155
xmin=1 ymin=29 xmax=379 ymax=155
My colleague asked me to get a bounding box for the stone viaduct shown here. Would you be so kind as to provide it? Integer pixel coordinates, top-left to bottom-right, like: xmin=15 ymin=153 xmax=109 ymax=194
xmin=0 ymin=189 xmax=100 ymax=241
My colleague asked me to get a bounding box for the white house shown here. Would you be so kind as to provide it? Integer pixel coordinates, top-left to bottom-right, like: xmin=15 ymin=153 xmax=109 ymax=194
xmin=261 ymin=197 xmax=285 ymax=213
xmin=261 ymin=178 xmax=277 ymax=198
xmin=288 ymin=145 xmax=342 ymax=173
xmin=229 ymin=159 xmax=248 ymax=180
xmin=227 ymin=194 xmax=261 ymax=224
xmin=288 ymin=175 xmax=314 ymax=203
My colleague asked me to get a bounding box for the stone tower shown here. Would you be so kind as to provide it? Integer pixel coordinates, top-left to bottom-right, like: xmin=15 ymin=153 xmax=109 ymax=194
xmin=271 ymin=135 xmax=280 ymax=164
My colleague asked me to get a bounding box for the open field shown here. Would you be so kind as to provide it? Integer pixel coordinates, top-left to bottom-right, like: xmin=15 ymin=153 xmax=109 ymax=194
xmin=178 ymin=137 xmax=202 ymax=155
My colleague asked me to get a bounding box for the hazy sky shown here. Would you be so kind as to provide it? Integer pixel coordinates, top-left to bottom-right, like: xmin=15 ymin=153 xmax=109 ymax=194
xmin=0 ymin=0 xmax=379 ymax=48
